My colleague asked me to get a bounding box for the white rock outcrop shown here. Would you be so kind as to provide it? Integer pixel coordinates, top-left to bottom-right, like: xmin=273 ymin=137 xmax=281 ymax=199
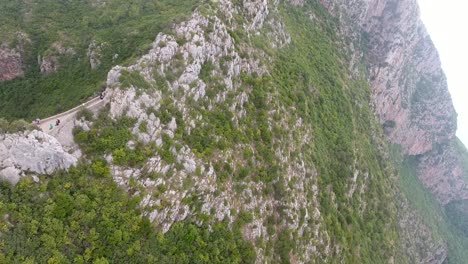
xmin=0 ymin=130 xmax=77 ymax=185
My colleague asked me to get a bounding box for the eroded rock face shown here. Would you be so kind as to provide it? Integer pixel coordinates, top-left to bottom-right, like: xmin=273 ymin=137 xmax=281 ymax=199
xmin=331 ymin=0 xmax=457 ymax=156
xmin=363 ymin=0 xmax=456 ymax=156
xmin=0 ymin=45 xmax=24 ymax=81
xmin=356 ymin=0 xmax=463 ymax=207
xmin=0 ymin=130 xmax=77 ymax=185
xmin=318 ymin=0 xmax=460 ymax=261
xmin=418 ymin=141 xmax=468 ymax=205
xmin=320 ymin=0 xmax=463 ymax=205
xmin=87 ymin=40 xmax=105 ymax=69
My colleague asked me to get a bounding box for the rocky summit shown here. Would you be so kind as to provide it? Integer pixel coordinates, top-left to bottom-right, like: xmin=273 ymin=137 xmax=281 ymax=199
xmin=1 ymin=0 xmax=468 ymax=263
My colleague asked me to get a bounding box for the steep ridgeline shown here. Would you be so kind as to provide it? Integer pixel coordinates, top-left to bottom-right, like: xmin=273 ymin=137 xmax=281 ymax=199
xmin=0 ymin=0 xmax=466 ymax=263
xmin=72 ymin=0 xmax=441 ymax=262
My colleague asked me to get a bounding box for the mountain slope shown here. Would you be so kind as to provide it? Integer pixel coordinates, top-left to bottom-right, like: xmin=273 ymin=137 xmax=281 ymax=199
xmin=1 ymin=0 xmax=467 ymax=263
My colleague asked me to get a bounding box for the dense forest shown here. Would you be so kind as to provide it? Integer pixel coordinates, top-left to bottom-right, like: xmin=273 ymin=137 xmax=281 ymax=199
xmin=0 ymin=164 xmax=255 ymax=263
xmin=0 ymin=0 xmax=198 ymax=120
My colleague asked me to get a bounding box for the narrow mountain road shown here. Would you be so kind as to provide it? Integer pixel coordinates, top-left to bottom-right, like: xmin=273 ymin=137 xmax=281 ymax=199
xmin=38 ymin=96 xmax=106 ymax=138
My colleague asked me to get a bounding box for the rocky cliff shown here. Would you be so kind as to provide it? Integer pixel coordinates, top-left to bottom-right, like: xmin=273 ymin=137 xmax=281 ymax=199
xmin=1 ymin=0 xmax=467 ymax=263
xmin=0 ymin=45 xmax=24 ymax=81
xmin=86 ymin=0 xmax=448 ymax=262
xmin=102 ymin=8 xmax=328 ymax=262
xmin=318 ymin=0 xmax=468 ymax=206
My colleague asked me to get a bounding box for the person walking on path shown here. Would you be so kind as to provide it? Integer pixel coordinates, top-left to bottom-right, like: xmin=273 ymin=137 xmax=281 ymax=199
xmin=49 ymin=124 xmax=54 ymax=130
xmin=56 ymin=119 xmax=60 ymax=126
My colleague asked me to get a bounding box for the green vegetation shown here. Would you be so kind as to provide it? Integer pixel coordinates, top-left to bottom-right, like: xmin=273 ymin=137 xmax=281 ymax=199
xmin=2 ymin=0 xmax=463 ymax=263
xmin=454 ymin=138 xmax=468 ymax=184
xmin=445 ymin=200 xmax=468 ymax=237
xmin=119 ymin=70 xmax=151 ymax=90
xmin=73 ymin=107 xmax=159 ymax=168
xmin=0 ymin=118 xmax=37 ymax=134
xmin=73 ymin=115 xmax=135 ymax=156
xmin=258 ymin=2 xmax=400 ymax=262
xmin=0 ymin=0 xmax=199 ymax=120
xmin=76 ymin=108 xmax=95 ymax=122
xmin=0 ymin=165 xmax=255 ymax=263
xmin=199 ymin=61 xmax=215 ymax=83
xmin=391 ymin=145 xmax=468 ymax=264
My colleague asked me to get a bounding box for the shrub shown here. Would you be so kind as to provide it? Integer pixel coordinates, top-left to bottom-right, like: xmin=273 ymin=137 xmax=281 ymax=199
xmin=8 ymin=119 xmax=32 ymax=133
xmin=164 ymin=70 xmax=177 ymax=83
xmin=119 ymin=69 xmax=151 ymax=89
xmin=176 ymin=37 xmax=186 ymax=46
xmin=92 ymin=160 xmax=111 ymax=178
xmin=139 ymin=121 xmax=148 ymax=133
xmin=199 ymin=61 xmax=214 ymax=83
xmin=112 ymin=148 xmax=128 ymax=165
xmin=237 ymin=167 xmax=250 ymax=180
xmin=0 ymin=118 xmax=10 ymax=134
xmin=76 ymin=108 xmax=94 ymax=121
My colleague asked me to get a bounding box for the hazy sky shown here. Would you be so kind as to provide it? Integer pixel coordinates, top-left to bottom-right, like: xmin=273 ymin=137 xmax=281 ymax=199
xmin=417 ymin=1 xmax=468 ymax=146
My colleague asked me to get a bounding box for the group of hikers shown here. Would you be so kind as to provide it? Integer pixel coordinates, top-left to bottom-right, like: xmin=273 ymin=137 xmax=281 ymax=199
xmin=32 ymin=118 xmax=60 ymax=130
xmin=49 ymin=119 xmax=60 ymax=130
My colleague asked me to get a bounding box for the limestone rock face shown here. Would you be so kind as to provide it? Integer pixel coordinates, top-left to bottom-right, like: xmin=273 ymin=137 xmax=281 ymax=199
xmin=326 ymin=0 xmax=457 ymax=155
xmin=0 ymin=130 xmax=78 ymax=185
xmin=101 ymin=6 xmax=326 ymax=262
xmin=418 ymin=141 xmax=468 ymax=205
xmin=0 ymin=167 xmax=21 ymax=185
xmin=317 ymin=0 xmax=462 ymax=261
xmin=319 ymin=0 xmax=463 ymax=206
xmin=0 ymin=45 xmax=24 ymax=81
xmin=87 ymin=41 xmax=105 ymax=69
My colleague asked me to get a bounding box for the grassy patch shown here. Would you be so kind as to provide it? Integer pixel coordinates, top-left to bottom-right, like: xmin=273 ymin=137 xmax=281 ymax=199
xmin=119 ymin=70 xmax=151 ymax=90
xmin=199 ymin=61 xmax=215 ymax=83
